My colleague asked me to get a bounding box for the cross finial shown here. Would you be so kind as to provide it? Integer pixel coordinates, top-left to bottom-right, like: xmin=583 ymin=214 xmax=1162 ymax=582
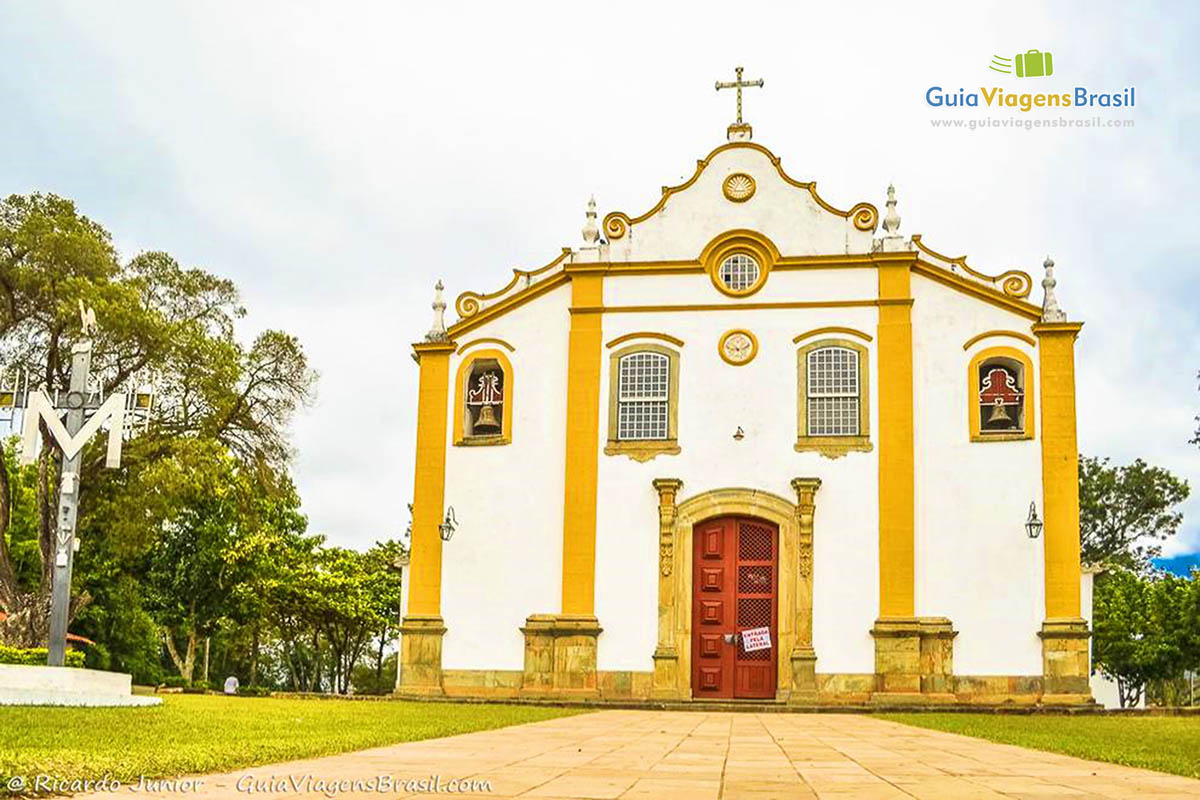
xmin=715 ymin=66 xmax=764 ymax=141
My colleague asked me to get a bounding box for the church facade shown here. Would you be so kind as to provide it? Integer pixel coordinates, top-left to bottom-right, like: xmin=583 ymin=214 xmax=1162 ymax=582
xmin=398 ymin=117 xmax=1092 ymax=706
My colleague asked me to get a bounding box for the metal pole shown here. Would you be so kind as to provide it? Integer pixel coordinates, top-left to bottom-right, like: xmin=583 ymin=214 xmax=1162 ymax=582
xmin=46 ymin=340 xmax=91 ymax=667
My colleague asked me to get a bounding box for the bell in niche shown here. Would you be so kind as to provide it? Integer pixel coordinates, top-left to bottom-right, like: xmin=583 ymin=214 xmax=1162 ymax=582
xmin=987 ymin=399 xmax=1011 ymax=425
xmin=474 ymin=403 xmax=500 ymax=433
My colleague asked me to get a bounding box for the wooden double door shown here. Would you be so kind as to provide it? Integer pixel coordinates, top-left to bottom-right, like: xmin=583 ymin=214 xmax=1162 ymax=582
xmin=691 ymin=516 xmax=779 ymax=699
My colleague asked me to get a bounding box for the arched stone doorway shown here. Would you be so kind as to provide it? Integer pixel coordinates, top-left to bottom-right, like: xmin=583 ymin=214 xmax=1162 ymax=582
xmin=649 ymin=480 xmax=821 ymax=702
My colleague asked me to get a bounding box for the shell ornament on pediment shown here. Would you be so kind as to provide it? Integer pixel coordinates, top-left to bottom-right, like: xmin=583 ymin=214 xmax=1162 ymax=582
xmin=722 ymin=172 xmax=756 ymax=202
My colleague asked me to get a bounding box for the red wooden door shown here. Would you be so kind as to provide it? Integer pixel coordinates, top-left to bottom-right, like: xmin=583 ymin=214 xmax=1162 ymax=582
xmin=691 ymin=516 xmax=778 ymax=699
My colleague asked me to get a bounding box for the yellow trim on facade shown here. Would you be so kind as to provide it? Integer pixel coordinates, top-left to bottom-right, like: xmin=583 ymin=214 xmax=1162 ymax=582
xmin=561 ymin=275 xmax=604 ymax=617
xmin=700 ymin=229 xmax=780 ymax=298
xmin=455 ymin=248 xmax=571 ymax=319
xmin=605 ymin=342 xmax=681 ymax=462
xmin=452 ymin=348 xmax=515 ymax=446
xmin=602 ymin=141 xmax=878 ymax=240
xmin=407 ymin=342 xmax=456 ymax=617
xmin=447 ymin=272 xmax=571 ymax=338
xmin=910 ymin=235 xmax=1033 ymax=299
xmin=793 ymin=326 xmax=874 ymax=344
xmin=456 ymin=337 xmax=516 ymax=354
xmin=605 ymin=332 xmax=685 ymax=349
xmin=912 ymin=260 xmax=1042 ymax=320
xmin=967 ymin=346 xmax=1035 ymax=442
xmin=876 ymin=257 xmax=915 ymax=620
xmin=717 ymin=329 xmax=758 ymax=366
xmin=1033 ymin=321 xmax=1085 ymax=621
xmin=962 ymin=330 xmax=1037 ymax=350
xmin=795 ymin=338 xmax=873 ymax=458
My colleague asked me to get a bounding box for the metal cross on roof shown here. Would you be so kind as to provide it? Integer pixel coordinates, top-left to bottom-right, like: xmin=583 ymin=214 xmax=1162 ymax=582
xmin=715 ymin=66 xmax=764 ymax=125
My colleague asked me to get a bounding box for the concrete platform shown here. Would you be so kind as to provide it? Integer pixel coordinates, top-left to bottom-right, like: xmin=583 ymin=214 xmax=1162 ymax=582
xmin=0 ymin=664 xmax=161 ymax=707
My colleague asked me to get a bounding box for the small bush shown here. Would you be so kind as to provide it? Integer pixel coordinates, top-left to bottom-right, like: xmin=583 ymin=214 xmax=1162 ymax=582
xmin=0 ymin=645 xmax=85 ymax=668
xmin=160 ymin=675 xmax=189 ymax=688
xmin=239 ymin=686 xmax=271 ymax=697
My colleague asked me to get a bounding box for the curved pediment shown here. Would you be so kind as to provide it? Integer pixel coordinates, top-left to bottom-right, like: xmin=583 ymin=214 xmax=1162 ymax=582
xmin=601 ymin=141 xmax=879 ymax=261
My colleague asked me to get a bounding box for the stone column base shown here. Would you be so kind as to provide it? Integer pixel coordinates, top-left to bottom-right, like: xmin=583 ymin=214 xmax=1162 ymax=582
xmin=521 ymin=614 xmax=602 ymax=698
xmin=651 ymin=646 xmax=681 ymax=700
xmin=787 ymin=647 xmax=818 ymax=704
xmin=918 ymin=617 xmax=957 ymax=695
xmin=396 ymin=614 xmax=446 ymax=697
xmin=871 ymin=618 xmax=921 ymax=696
xmin=1039 ymin=618 xmax=1093 ymax=701
xmin=871 ymin=617 xmax=958 ymax=703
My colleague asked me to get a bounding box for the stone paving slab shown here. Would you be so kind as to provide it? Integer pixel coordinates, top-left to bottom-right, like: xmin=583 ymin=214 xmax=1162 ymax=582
xmin=80 ymin=710 xmax=1200 ymax=799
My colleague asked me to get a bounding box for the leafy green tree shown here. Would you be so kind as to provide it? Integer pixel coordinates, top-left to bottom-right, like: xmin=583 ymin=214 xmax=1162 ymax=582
xmin=1094 ymin=569 xmax=1198 ymax=707
xmin=1079 ymin=456 xmax=1190 ymax=571
xmin=0 ymin=192 xmax=315 ymax=650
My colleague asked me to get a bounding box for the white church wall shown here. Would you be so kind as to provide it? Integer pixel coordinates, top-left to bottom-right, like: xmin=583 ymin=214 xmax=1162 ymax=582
xmin=911 ymin=275 xmax=1045 ymax=676
xmin=440 ymin=284 xmax=570 ymax=672
xmin=602 ymin=266 xmax=878 ymax=308
xmin=606 ymin=147 xmax=876 ymax=262
xmin=593 ymin=277 xmax=880 ymax=675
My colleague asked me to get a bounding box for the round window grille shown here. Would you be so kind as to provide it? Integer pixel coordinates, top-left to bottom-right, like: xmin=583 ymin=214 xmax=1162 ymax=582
xmin=718 ymin=253 xmax=760 ymax=292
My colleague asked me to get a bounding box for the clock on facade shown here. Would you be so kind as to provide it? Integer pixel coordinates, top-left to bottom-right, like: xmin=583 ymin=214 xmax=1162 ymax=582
xmin=718 ymin=329 xmax=758 ymax=366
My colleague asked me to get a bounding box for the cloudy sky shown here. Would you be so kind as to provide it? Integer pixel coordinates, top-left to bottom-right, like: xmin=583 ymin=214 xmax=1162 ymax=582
xmin=1 ymin=2 xmax=1196 ymax=557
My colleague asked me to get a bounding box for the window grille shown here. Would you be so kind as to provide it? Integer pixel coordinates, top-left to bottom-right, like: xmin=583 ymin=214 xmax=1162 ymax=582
xmin=617 ymin=352 xmax=669 ymax=440
xmin=807 ymin=347 xmax=859 ymax=436
xmin=718 ymin=254 xmax=760 ymax=292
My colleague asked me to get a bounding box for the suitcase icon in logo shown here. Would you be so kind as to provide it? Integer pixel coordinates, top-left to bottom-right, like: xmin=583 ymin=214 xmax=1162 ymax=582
xmin=1015 ymin=49 xmax=1053 ymax=78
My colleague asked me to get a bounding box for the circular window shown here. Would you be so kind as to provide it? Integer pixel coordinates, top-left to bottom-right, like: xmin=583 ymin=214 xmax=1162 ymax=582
xmin=718 ymin=254 xmax=760 ymax=293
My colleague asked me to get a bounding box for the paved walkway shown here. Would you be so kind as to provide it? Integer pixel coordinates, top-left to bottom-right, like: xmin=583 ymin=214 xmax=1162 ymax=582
xmin=93 ymin=710 xmax=1200 ymax=799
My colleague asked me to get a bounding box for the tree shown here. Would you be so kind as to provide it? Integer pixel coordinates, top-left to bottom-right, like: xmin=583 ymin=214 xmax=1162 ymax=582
xmin=1093 ymin=568 xmax=1198 ymax=707
xmin=0 ymin=192 xmax=315 ymax=649
xmin=1079 ymin=456 xmax=1190 ymax=571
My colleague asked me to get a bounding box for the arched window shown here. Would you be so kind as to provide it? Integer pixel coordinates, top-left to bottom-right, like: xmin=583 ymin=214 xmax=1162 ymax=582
xmin=605 ymin=343 xmax=681 ymax=461
xmin=795 ymin=338 xmax=872 ymax=457
xmin=968 ymin=346 xmax=1035 ymax=442
xmin=453 ymin=348 xmax=514 ymax=446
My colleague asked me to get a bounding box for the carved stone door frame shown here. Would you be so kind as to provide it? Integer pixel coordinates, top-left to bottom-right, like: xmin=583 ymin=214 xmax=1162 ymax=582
xmin=650 ymin=479 xmax=821 ymax=702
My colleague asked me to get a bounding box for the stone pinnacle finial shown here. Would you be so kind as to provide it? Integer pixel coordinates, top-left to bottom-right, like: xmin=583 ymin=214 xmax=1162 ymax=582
xmin=883 ymin=183 xmax=901 ymax=235
xmin=1041 ymin=256 xmax=1066 ymax=322
xmin=425 ymin=280 xmax=448 ymax=342
xmin=582 ymin=195 xmax=599 ymax=245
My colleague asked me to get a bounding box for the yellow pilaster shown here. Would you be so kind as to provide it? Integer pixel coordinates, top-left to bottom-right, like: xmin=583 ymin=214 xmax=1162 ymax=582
xmin=561 ymin=272 xmax=604 ymax=616
xmin=1034 ymin=322 xmax=1085 ymax=620
xmin=398 ymin=340 xmax=454 ymax=696
xmin=875 ymin=256 xmax=916 ymax=619
xmin=407 ymin=342 xmax=455 ymax=617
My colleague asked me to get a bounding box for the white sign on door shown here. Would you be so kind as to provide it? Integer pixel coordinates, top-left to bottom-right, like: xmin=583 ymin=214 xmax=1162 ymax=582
xmin=741 ymin=626 xmax=771 ymax=652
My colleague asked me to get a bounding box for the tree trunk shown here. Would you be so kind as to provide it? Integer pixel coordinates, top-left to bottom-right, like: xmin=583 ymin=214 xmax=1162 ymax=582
xmin=250 ymin=624 xmax=260 ymax=687
xmin=163 ymin=627 xmax=197 ymax=683
xmin=202 ymin=637 xmax=210 ymax=685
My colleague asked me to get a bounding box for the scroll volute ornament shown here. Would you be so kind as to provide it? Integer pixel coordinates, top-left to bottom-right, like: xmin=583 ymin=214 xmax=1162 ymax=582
xmin=653 ymin=479 xmax=683 ymax=577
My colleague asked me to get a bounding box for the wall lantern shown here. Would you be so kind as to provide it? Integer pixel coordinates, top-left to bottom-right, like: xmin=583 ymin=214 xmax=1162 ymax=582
xmin=439 ymin=506 xmax=458 ymax=542
xmin=1025 ymin=501 xmax=1043 ymax=539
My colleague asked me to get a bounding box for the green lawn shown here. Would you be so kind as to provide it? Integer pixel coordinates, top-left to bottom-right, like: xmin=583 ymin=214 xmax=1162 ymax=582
xmin=1 ymin=694 xmax=583 ymax=785
xmin=882 ymin=713 xmax=1200 ymax=779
